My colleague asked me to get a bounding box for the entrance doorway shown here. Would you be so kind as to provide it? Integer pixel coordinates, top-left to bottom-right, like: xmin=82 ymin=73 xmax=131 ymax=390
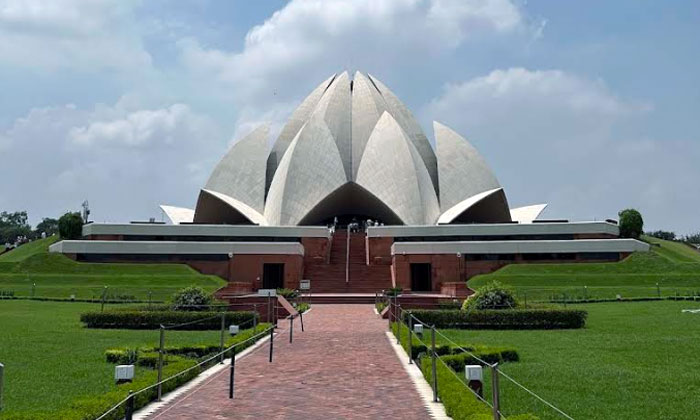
xmin=410 ymin=263 xmax=432 ymax=292
xmin=262 ymin=263 xmax=285 ymax=289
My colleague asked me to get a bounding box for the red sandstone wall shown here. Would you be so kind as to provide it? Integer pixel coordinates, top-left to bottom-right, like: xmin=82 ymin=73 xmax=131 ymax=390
xmin=301 ymin=237 xmax=330 ymax=264
xmin=574 ymin=233 xmax=617 ymax=239
xmin=367 ymin=237 xmax=393 ymax=265
xmin=230 ymin=254 xmax=303 ymax=290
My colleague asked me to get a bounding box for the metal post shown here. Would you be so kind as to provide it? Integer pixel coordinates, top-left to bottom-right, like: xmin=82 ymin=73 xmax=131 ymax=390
xmin=299 ymin=311 xmax=304 ymax=332
xmin=157 ymin=325 xmax=165 ymax=401
xmin=491 ymin=363 xmax=501 ymax=420
xmin=268 ymin=326 xmax=274 ymax=363
xmin=124 ymin=390 xmax=135 ymax=420
xmin=219 ymin=313 xmax=226 ymax=364
xmin=289 ymin=316 xmax=294 ymax=343
xmin=31 ymin=283 xmax=35 ymax=299
xmin=267 ymin=294 xmax=271 ymax=324
xmin=0 ymin=362 xmax=4 ymax=412
xmin=584 ymin=286 xmax=588 ymax=301
xmin=229 ymin=347 xmax=236 ymax=399
xmin=101 ymin=286 xmax=107 ymax=312
xmin=431 ymin=325 xmax=438 ymax=402
xmin=657 ymin=283 xmax=661 ymax=298
xmin=408 ymin=312 xmax=413 ymax=364
xmin=396 ymin=304 xmax=402 ymax=344
xmin=253 ymin=304 xmax=258 ymax=329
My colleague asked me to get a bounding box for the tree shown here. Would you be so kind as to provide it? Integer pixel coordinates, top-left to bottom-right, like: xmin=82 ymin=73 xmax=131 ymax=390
xmin=58 ymin=212 xmax=83 ymax=240
xmin=35 ymin=218 xmax=59 ymax=237
xmin=618 ymin=209 xmax=644 ymax=239
xmin=0 ymin=211 xmax=31 ymax=244
xmin=684 ymin=233 xmax=700 ymax=245
xmin=647 ymin=230 xmax=676 ymax=241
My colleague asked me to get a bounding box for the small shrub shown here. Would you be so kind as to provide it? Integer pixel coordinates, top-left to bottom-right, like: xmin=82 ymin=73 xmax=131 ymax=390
xmin=276 ymin=288 xmax=299 ymax=299
xmin=385 ymin=287 xmax=403 ymax=297
xmin=172 ymin=286 xmax=212 ymax=311
xmin=463 ymin=280 xmax=517 ymax=311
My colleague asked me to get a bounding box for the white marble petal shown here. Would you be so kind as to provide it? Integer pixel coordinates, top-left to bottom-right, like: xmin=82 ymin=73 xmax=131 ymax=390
xmin=437 ymin=188 xmax=504 ymax=224
xmin=435 ymin=121 xmax=502 ymax=212
xmin=264 ymin=114 xmax=348 ymax=226
xmin=510 ymin=204 xmax=548 ymax=223
xmin=205 ymin=125 xmax=269 ymax=213
xmin=368 ymin=73 xmax=439 ymax=191
xmin=356 ymin=112 xmax=440 ymax=225
xmin=159 ymin=205 xmax=194 ymax=225
xmin=266 ymin=73 xmax=336 ymax=192
xmin=351 ymin=71 xmax=387 ymax=179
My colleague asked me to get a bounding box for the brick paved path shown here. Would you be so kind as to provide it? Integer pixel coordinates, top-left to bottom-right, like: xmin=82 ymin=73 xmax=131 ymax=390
xmin=144 ymin=305 xmax=432 ymax=419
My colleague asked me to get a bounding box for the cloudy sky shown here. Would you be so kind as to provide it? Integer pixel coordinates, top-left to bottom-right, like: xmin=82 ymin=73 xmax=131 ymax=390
xmin=1 ymin=0 xmax=698 ymax=234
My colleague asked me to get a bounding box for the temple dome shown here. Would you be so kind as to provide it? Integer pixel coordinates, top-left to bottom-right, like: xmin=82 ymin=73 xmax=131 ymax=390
xmin=192 ymin=71 xmax=513 ymax=226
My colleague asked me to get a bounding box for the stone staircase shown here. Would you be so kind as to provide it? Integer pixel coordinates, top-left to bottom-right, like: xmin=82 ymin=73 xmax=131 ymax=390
xmin=303 ymin=230 xmax=393 ymax=294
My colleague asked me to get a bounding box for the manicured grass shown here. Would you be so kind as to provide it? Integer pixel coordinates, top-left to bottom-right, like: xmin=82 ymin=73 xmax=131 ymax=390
xmin=470 ymin=238 xmax=700 ymax=301
xmin=0 ymin=300 xmax=249 ymax=417
xmin=438 ymin=301 xmax=700 ymax=420
xmin=0 ymin=244 xmax=225 ymax=301
xmin=0 ymin=236 xmax=59 ymax=262
xmin=644 ymin=235 xmax=700 ymax=263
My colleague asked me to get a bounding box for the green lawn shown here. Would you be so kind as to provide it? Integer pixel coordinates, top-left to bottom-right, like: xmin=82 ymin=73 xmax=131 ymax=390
xmin=0 ymin=300 xmax=230 ymax=417
xmin=0 ymin=236 xmax=59 ymax=262
xmin=438 ymin=301 xmax=700 ymax=420
xmin=0 ymin=238 xmax=226 ymax=301
xmin=470 ymin=237 xmax=700 ymax=301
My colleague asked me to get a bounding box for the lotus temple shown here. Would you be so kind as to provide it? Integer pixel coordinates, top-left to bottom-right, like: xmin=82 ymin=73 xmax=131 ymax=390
xmin=50 ymin=71 xmax=649 ymax=304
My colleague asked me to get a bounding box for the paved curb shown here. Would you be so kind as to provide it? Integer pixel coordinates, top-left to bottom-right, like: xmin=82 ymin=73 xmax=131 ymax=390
xmin=385 ymin=331 xmax=452 ymax=420
xmin=133 ymin=332 xmax=273 ymax=419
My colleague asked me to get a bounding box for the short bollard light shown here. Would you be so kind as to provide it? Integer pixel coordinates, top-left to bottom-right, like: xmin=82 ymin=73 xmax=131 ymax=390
xmin=413 ymin=323 xmax=424 ymax=336
xmin=115 ymin=365 xmax=135 ymax=384
xmin=465 ymin=365 xmax=484 ymax=397
xmin=229 ymin=325 xmax=240 ymax=336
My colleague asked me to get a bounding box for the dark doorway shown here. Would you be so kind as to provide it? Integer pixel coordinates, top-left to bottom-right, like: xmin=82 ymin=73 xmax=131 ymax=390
xmin=262 ymin=263 xmax=285 ymax=289
xmin=410 ymin=263 xmax=432 ymax=292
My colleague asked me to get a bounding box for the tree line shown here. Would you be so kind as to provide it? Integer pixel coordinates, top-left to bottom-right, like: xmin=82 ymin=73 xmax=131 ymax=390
xmin=1 ymin=210 xmax=83 ymax=247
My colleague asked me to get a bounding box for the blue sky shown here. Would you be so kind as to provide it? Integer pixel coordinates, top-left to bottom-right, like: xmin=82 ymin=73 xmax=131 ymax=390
xmin=0 ymin=0 xmax=698 ymax=234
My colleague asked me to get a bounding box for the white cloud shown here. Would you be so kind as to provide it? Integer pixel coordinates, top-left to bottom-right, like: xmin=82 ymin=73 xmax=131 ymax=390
xmin=0 ymin=0 xmax=150 ymax=72
xmin=0 ymin=100 xmax=224 ymax=224
xmin=425 ymin=67 xmax=698 ymax=233
xmin=177 ymin=0 xmax=532 ymax=107
xmin=68 ymin=104 xmax=207 ymax=148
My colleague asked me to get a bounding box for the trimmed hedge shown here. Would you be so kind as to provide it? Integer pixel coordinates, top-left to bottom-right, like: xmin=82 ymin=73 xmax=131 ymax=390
xmin=406 ymin=308 xmax=587 ymax=330
xmin=391 ymin=323 xmax=519 ymax=361
xmin=81 ymin=310 xmax=257 ymax=330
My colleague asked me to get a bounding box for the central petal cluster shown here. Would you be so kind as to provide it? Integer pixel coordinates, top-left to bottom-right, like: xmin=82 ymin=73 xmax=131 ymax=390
xmin=191 ymin=71 xmax=515 ymax=226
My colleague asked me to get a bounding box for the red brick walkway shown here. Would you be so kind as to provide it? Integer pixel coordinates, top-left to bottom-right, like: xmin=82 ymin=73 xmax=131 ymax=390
xmin=144 ymin=305 xmax=431 ymax=419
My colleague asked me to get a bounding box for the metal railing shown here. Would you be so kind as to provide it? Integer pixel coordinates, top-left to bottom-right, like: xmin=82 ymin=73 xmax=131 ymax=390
xmin=90 ymin=309 xmax=307 ymax=420
xmin=390 ymin=303 xmax=575 ymax=420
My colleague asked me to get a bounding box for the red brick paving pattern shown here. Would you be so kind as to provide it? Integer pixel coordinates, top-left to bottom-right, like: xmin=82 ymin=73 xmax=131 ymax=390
xmin=145 ymin=305 xmax=431 ymax=419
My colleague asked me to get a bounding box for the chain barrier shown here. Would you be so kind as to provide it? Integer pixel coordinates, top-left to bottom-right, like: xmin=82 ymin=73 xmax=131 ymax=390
xmin=391 ymin=302 xmax=575 ymax=420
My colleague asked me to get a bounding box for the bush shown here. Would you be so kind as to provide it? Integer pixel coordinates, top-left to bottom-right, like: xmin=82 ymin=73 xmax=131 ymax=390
xmin=172 ymin=286 xmax=212 ymax=311
xmin=58 ymin=212 xmax=83 ymax=240
xmin=407 ymin=308 xmax=587 ymax=330
xmin=385 ymin=287 xmax=403 ymax=297
xmin=276 ymin=288 xmax=299 ymax=299
xmin=463 ymin=281 xmax=517 ymax=310
xmin=619 ymin=209 xmax=644 ymax=239
xmin=81 ymin=310 xmax=257 ymax=330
